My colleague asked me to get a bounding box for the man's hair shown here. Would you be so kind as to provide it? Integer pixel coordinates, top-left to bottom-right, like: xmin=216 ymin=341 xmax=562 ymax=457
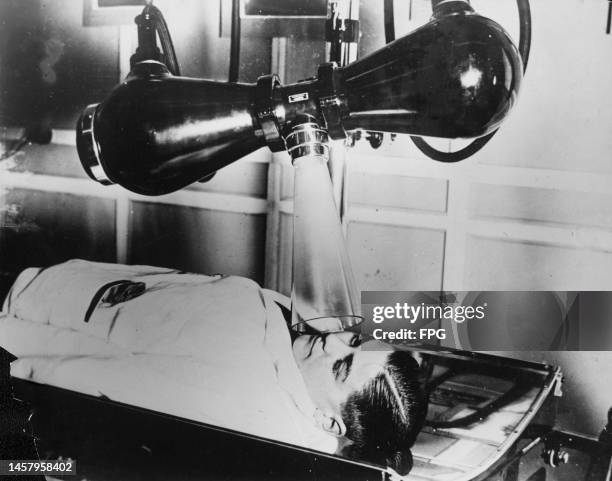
xmin=339 ymin=350 xmax=427 ymax=475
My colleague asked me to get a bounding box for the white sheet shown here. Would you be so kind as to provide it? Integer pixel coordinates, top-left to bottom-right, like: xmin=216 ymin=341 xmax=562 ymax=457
xmin=1 ymin=260 xmax=337 ymax=454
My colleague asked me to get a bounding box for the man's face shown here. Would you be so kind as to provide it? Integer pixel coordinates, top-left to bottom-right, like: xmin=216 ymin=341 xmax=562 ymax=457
xmin=293 ymin=332 xmax=390 ymax=419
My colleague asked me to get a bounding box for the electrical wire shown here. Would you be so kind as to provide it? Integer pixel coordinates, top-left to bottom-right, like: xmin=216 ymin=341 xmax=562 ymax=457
xmin=147 ymin=5 xmax=181 ymax=76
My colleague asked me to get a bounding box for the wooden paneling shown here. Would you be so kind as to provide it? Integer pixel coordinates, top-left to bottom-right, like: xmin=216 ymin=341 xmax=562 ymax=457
xmin=464 ymin=238 xmax=612 ymax=291
xmin=348 ymin=172 xmax=448 ymax=213
xmin=0 ymin=187 xmax=116 ymax=298
xmin=129 ymin=202 xmax=267 ymax=283
xmin=469 ymin=184 xmax=612 ymax=230
xmin=7 ymin=143 xmax=86 ymax=179
xmin=186 ymin=149 xmax=270 ymax=198
xmin=347 ymin=222 xmax=445 ymax=291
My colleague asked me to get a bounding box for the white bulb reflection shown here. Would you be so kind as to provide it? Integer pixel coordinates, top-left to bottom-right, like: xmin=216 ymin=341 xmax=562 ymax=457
xmin=460 ymin=65 xmax=483 ymax=89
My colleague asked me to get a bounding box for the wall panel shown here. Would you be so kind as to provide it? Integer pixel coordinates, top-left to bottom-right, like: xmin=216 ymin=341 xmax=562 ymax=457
xmin=129 ymin=202 xmax=267 ymax=283
xmin=470 ymin=184 xmax=612 ymax=230
xmin=7 ymin=143 xmax=86 ymax=179
xmin=347 ymin=222 xmax=445 ymax=291
xmin=464 ymin=237 xmax=612 ymax=291
xmin=0 ymin=187 xmax=116 ymax=297
xmin=348 ymin=172 xmax=448 ymax=213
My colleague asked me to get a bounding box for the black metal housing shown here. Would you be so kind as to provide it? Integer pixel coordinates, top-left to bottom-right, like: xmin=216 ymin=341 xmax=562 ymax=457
xmin=76 ymin=6 xmax=522 ymax=195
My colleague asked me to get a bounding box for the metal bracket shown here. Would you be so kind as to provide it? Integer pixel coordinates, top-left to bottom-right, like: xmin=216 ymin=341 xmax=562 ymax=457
xmin=255 ymin=74 xmax=285 ymax=152
xmin=553 ymin=370 xmax=564 ymax=397
xmin=325 ymin=18 xmax=359 ymax=43
xmin=316 ymin=63 xmax=349 ymax=140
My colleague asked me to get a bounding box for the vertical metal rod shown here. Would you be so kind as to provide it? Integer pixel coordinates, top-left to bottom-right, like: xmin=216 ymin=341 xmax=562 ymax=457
xmin=327 ymin=0 xmax=358 ymax=224
xmin=263 ymin=37 xmax=287 ymax=291
xmin=384 ymin=0 xmax=395 ymax=44
xmin=115 ymin=196 xmax=130 ymax=264
xmin=228 ymin=0 xmax=241 ymax=82
xmin=118 ymin=25 xmax=132 ymax=80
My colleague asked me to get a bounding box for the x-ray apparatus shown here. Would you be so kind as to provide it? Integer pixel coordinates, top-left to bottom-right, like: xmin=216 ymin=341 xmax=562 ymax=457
xmin=76 ymin=0 xmax=530 ymax=332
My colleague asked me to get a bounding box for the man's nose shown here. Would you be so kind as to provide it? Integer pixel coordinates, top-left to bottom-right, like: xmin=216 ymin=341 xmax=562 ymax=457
xmin=323 ymin=332 xmax=359 ymax=354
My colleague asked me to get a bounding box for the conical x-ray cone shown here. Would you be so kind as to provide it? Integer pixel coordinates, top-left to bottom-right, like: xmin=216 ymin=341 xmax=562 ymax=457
xmin=290 ymin=154 xmax=362 ymax=333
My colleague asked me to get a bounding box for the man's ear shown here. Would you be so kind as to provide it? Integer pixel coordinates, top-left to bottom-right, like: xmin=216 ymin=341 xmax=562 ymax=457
xmin=314 ymin=409 xmax=347 ymax=437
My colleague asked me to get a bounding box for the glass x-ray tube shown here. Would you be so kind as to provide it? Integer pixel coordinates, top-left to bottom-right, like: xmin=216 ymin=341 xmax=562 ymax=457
xmin=290 ymin=132 xmax=362 ymax=333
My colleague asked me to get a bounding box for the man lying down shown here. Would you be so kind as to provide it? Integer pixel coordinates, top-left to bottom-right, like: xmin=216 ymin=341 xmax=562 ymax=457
xmin=0 ymin=259 xmax=426 ymax=475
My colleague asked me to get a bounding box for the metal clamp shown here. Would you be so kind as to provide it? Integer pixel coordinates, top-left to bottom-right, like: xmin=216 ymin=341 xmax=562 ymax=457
xmin=76 ymin=104 xmax=113 ymax=185
xmin=254 ymin=74 xmax=285 ymax=152
xmin=317 ymin=63 xmax=348 ymax=140
xmin=325 ymin=18 xmax=359 ymax=43
xmin=285 ymin=121 xmax=330 ymax=164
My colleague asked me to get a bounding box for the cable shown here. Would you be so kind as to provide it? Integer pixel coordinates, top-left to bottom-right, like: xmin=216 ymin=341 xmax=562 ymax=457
xmin=383 ymin=0 xmax=531 ymax=162
xmin=516 ymin=0 xmax=532 ymax=68
xmin=147 ymin=5 xmax=181 ymax=76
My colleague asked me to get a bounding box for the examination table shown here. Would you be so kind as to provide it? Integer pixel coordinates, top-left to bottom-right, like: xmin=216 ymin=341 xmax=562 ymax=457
xmin=0 ymin=261 xmax=608 ymax=481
